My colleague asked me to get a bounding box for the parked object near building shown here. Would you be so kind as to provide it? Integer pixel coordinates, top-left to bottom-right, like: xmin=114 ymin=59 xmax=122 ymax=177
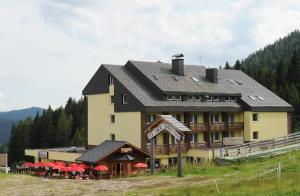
xmin=82 ymin=55 xmax=293 ymax=168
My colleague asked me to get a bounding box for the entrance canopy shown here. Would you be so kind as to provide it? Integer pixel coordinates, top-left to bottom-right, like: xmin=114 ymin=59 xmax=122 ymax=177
xmin=144 ymin=115 xmax=191 ymax=141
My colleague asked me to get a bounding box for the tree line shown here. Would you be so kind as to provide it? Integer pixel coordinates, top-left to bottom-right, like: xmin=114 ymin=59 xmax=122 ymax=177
xmin=223 ymin=30 xmax=300 ymax=131
xmin=8 ymin=97 xmax=86 ymax=165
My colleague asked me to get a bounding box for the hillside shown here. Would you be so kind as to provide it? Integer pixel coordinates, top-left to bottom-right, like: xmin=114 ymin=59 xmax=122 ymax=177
xmin=0 ymin=150 xmax=300 ymax=195
xmin=0 ymin=107 xmax=44 ymax=144
xmin=231 ymin=30 xmax=300 ymax=126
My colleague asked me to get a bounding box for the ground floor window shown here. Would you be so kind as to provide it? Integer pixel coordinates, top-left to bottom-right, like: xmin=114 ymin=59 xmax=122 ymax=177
xmin=253 ymin=131 xmax=259 ymax=139
xmin=186 ymin=157 xmax=194 ymax=163
xmin=168 ymin=157 xmax=177 ymax=166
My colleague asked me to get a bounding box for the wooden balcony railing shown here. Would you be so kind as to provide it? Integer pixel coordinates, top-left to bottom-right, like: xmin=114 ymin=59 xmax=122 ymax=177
xmin=188 ymin=122 xmax=244 ymax=132
xmin=146 ymin=143 xmax=206 ymax=155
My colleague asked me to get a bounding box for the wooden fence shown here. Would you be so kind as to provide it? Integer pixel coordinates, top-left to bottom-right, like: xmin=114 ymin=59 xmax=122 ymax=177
xmin=213 ymin=132 xmax=300 ymax=159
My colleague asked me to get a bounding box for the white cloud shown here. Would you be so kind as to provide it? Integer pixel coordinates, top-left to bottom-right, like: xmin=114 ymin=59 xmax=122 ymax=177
xmin=0 ymin=0 xmax=299 ymax=111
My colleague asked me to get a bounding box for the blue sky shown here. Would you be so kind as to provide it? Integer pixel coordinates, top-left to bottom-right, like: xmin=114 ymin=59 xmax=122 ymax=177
xmin=0 ymin=0 xmax=300 ymax=111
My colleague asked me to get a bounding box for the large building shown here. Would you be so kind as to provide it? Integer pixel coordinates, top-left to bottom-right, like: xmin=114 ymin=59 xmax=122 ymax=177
xmin=82 ymin=56 xmax=293 ymax=166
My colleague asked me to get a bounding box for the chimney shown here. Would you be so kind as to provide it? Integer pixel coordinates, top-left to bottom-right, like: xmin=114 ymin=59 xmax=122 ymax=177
xmin=172 ymin=54 xmax=184 ymax=76
xmin=206 ymin=68 xmax=218 ymax=83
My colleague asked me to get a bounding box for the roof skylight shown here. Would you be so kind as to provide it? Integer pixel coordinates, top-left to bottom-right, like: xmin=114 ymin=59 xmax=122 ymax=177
xmin=248 ymin=95 xmax=257 ymax=101
xmin=191 ymin=77 xmax=199 ymax=82
xmin=256 ymin=96 xmax=265 ymax=101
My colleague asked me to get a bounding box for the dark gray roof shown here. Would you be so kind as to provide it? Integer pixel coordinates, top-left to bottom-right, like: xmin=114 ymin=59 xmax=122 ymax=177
xmin=76 ymin=140 xmax=126 ymax=163
xmin=103 ymin=60 xmax=292 ymax=112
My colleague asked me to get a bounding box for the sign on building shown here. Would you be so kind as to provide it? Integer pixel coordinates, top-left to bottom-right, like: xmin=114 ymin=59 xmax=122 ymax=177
xmin=147 ymin=123 xmax=181 ymax=141
xmin=38 ymin=151 xmax=48 ymax=159
xmin=121 ymin=148 xmax=132 ymax=153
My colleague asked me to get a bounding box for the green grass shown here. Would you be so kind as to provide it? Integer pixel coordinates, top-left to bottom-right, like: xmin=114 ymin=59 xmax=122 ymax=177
xmin=1 ymin=151 xmax=300 ymax=195
xmin=128 ymin=151 xmax=300 ymax=195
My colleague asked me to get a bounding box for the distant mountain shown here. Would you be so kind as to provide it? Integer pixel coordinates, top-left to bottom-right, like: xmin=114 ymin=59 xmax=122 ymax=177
xmin=0 ymin=107 xmax=44 ymax=144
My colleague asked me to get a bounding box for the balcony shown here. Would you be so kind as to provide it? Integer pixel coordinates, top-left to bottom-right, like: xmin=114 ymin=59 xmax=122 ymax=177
xmin=146 ymin=143 xmax=206 ymax=155
xmin=188 ymin=122 xmax=244 ymax=132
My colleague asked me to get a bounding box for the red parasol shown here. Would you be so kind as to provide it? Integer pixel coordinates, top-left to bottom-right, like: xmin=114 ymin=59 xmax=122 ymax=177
xmin=68 ymin=163 xmax=78 ymax=167
xmin=94 ymin=165 xmax=108 ymax=171
xmin=52 ymin=165 xmax=65 ymax=171
xmin=45 ymin=162 xmax=56 ymax=167
xmin=55 ymin=161 xmax=65 ymax=166
xmin=77 ymin=163 xmax=89 ymax=169
xmin=134 ymin=162 xmax=148 ymax=168
xmin=22 ymin=162 xmax=35 ymax=167
xmin=34 ymin=162 xmax=47 ymax=167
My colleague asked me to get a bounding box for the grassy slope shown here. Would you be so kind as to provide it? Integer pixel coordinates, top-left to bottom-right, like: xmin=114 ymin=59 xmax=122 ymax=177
xmin=0 ymin=151 xmax=300 ymax=196
xmin=129 ymin=151 xmax=300 ymax=195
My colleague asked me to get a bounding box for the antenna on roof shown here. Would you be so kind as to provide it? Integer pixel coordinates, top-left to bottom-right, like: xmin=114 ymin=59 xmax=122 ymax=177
xmin=199 ymin=56 xmax=202 ymax=66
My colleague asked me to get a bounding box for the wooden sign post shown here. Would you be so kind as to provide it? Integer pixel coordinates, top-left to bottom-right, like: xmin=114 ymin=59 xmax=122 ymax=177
xmin=147 ymin=123 xmax=183 ymax=177
xmin=177 ymin=138 xmax=182 ymax=177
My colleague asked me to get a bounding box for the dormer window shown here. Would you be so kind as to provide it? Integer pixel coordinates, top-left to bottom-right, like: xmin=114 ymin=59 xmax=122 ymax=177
xmin=194 ymin=95 xmax=201 ymax=101
xmin=174 ymin=95 xmax=181 ymax=101
xmin=212 ymin=96 xmax=219 ymax=102
xmin=167 ymin=95 xmax=173 ymax=101
xmin=206 ymin=96 xmax=212 ymax=101
xmin=187 ymin=95 xmax=193 ymax=101
xmin=231 ymin=97 xmax=237 ymax=101
xmin=224 ymin=97 xmax=230 ymax=102
xmin=122 ymin=94 xmax=128 ymax=104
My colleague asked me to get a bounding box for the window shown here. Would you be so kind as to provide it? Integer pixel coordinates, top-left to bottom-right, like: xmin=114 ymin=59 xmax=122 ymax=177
xmin=252 ymin=113 xmax=258 ymax=121
xmin=224 ymin=97 xmax=230 ymax=102
xmin=194 ymin=95 xmax=201 ymax=101
xmin=172 ymin=114 xmax=181 ymax=122
xmin=228 ymin=114 xmax=234 ymax=123
xmin=146 ymin=115 xmax=156 ymax=124
xmin=213 ymin=96 xmax=219 ymax=102
xmin=190 ymin=114 xmax=198 ymax=123
xmin=110 ymin=115 xmax=115 ymax=123
xmin=231 ymin=97 xmax=237 ymax=101
xmin=171 ymin=136 xmax=178 ymax=144
xmin=167 ymin=95 xmax=173 ymax=100
xmin=110 ymin=134 xmax=115 ymax=141
xmin=109 ymin=75 xmax=114 ymax=85
xmin=187 ymin=95 xmax=193 ymax=101
xmin=206 ymin=95 xmax=212 ymax=101
xmin=214 ymin=132 xmax=219 ymax=141
xmin=110 ymin=95 xmax=114 ymax=104
xmin=214 ymin=114 xmax=219 ymax=122
xmin=122 ymin=94 xmax=128 ymax=104
xmin=190 ymin=133 xmax=198 ymax=143
xmin=174 ymin=95 xmax=181 ymax=101
xmin=253 ymin=131 xmax=258 ymax=139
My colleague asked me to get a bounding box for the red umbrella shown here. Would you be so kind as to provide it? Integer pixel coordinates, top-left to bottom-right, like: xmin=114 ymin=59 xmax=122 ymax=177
xmin=134 ymin=162 xmax=148 ymax=168
xmin=22 ymin=162 xmax=35 ymax=167
xmin=69 ymin=163 xmax=78 ymax=167
xmin=78 ymin=163 xmax=89 ymax=169
xmin=34 ymin=162 xmax=46 ymax=167
xmin=94 ymin=165 xmax=108 ymax=171
xmin=52 ymin=165 xmax=65 ymax=170
xmin=45 ymin=162 xmax=56 ymax=167
xmin=55 ymin=162 xmax=65 ymax=166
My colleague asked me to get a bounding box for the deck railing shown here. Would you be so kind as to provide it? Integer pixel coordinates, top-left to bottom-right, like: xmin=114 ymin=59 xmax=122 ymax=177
xmin=188 ymin=122 xmax=244 ymax=132
xmin=213 ymin=132 xmax=300 ymax=159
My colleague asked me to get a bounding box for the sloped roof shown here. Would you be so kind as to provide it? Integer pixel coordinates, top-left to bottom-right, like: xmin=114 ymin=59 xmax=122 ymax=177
xmin=159 ymin=115 xmax=191 ymax=132
xmin=76 ymin=140 xmax=148 ymax=163
xmin=103 ymin=60 xmax=292 ymax=111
